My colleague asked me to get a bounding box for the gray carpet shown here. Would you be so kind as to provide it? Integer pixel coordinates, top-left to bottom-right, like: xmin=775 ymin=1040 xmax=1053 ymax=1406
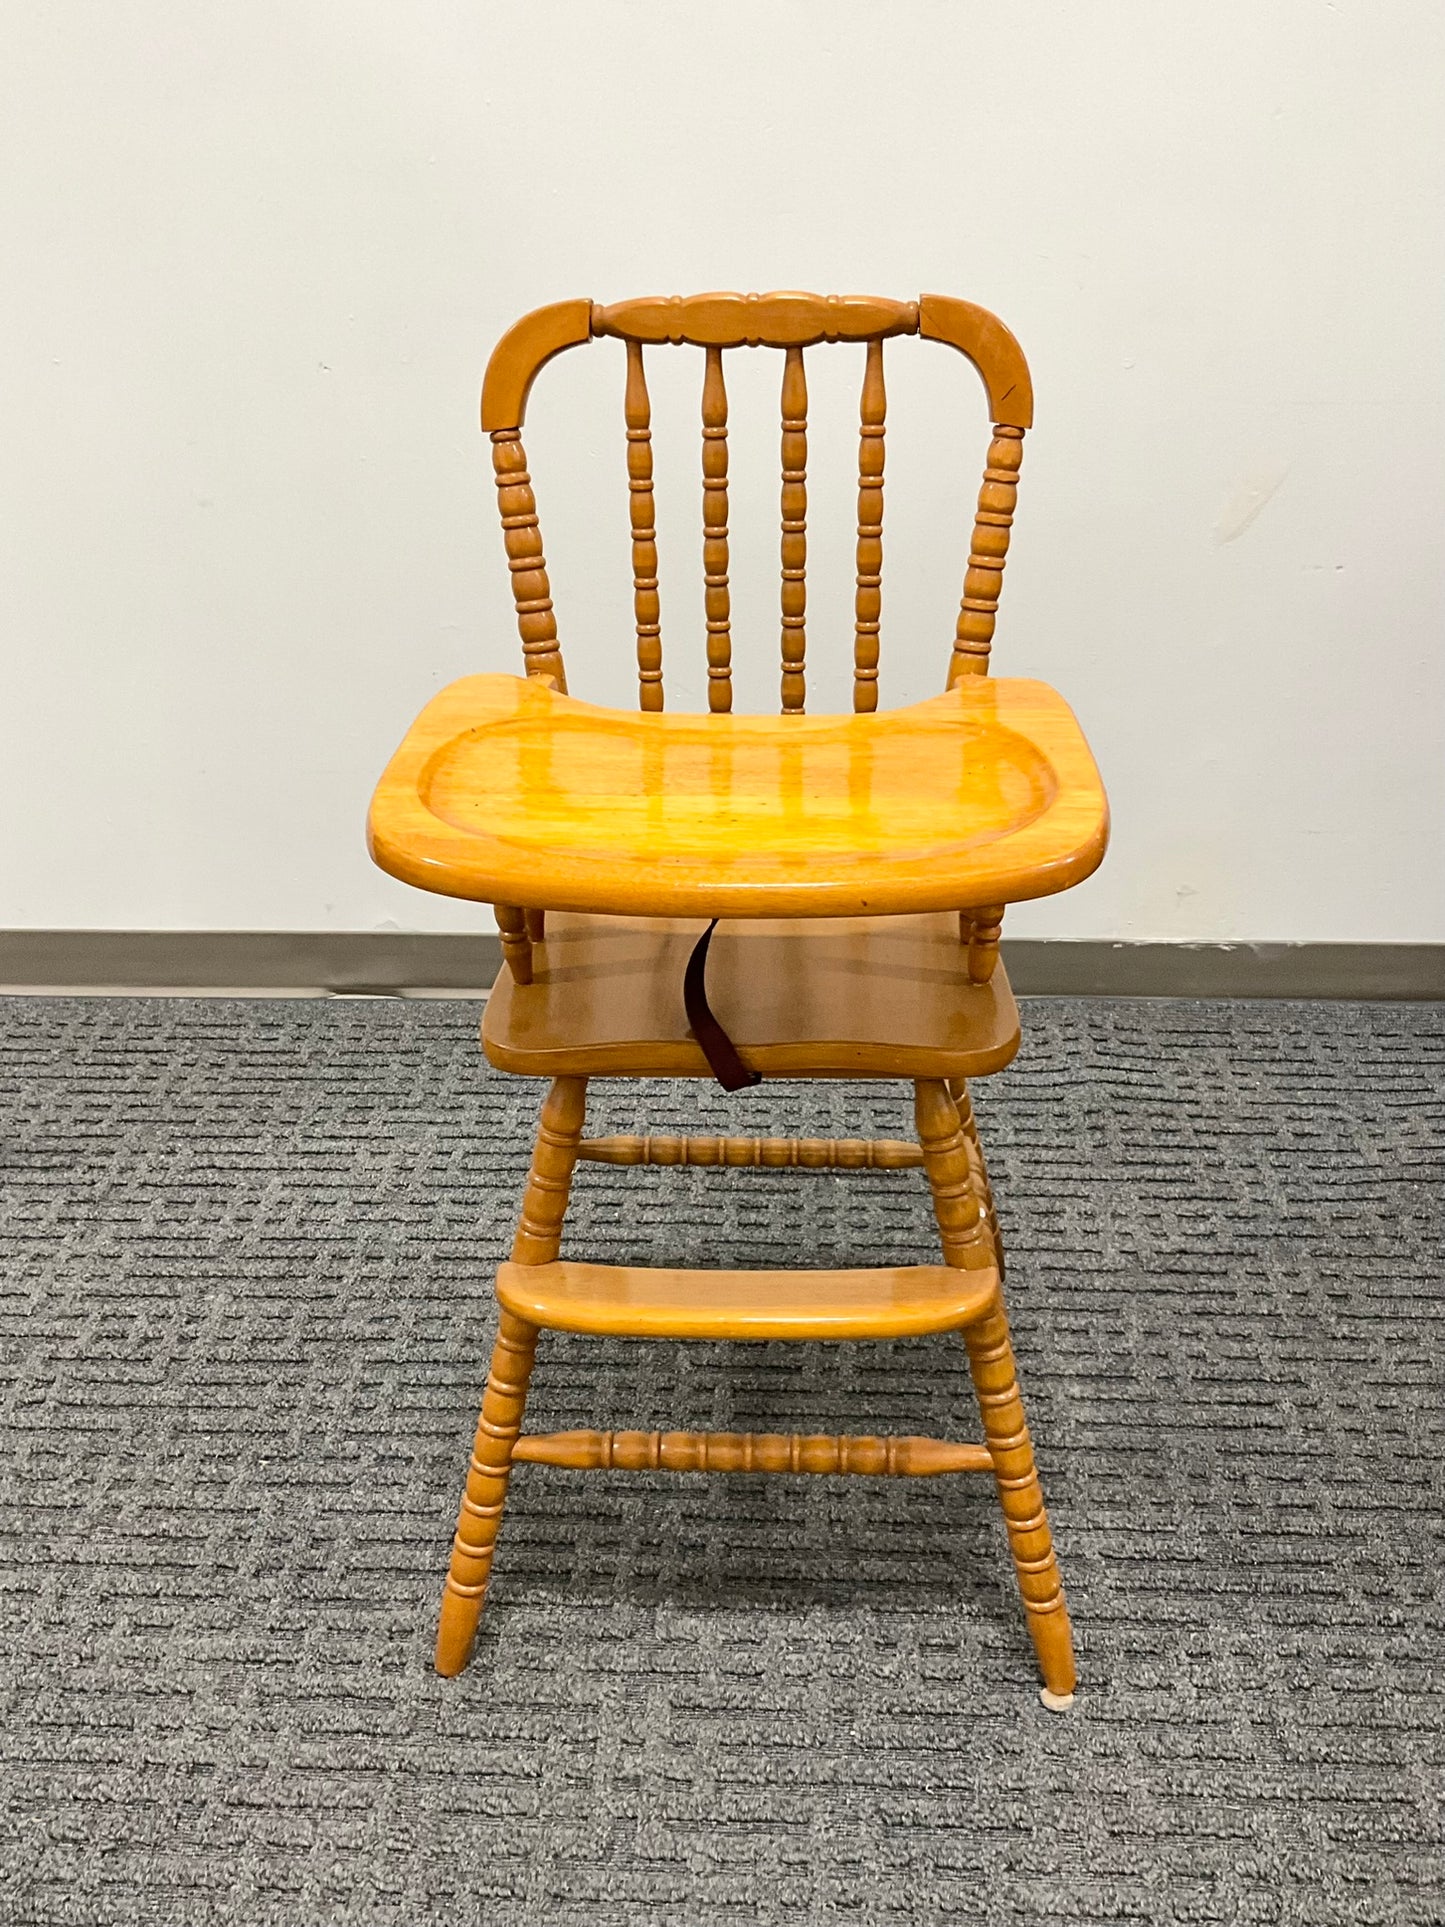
xmin=1 ymin=996 xmax=1442 ymax=1927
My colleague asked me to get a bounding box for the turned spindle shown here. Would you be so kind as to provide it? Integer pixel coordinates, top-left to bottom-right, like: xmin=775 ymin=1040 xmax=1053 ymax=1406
xmin=702 ymin=346 xmax=732 ymax=713
xmin=513 ymin=1427 xmax=991 ymax=1477
xmin=495 ymin=904 xmax=533 ymax=985
xmin=491 ymin=428 xmax=566 ymax=692
xmin=949 ymin=424 xmax=1024 ymax=686
xmin=854 ymin=338 xmax=886 ymax=712
xmin=625 ymin=341 xmax=663 ymax=711
xmin=577 ymin=1133 xmax=924 ymax=1169
xmin=779 ymin=346 xmax=808 ymax=713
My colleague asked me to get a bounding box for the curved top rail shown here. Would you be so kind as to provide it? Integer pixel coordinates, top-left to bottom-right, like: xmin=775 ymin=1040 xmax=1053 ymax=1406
xmin=480 ymin=291 xmax=1032 ymax=431
xmin=481 ymin=298 xmax=593 ymax=432
xmin=592 ymin=291 xmax=921 ymax=350
xmin=919 ymin=294 xmax=1034 ymax=428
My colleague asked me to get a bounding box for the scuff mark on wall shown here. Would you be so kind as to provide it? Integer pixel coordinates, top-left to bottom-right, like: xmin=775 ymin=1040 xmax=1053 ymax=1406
xmin=1214 ymin=461 xmax=1290 ymax=545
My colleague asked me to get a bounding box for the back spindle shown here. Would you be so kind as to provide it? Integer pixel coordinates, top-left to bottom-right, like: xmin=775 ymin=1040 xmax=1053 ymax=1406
xmin=625 ymin=342 xmax=662 ymax=711
xmin=701 ymin=346 xmax=733 ymax=713
xmin=949 ymin=424 xmax=1024 ymax=684
xmin=853 ymin=339 xmax=886 ymax=712
xmin=492 ymin=429 xmax=566 ymax=691
xmin=779 ymin=346 xmax=808 ymax=713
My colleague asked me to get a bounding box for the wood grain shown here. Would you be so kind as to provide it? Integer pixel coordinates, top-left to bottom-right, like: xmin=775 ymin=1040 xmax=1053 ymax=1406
xmin=480 ymin=296 xmax=593 ymax=431
xmin=854 ymin=338 xmax=886 ymax=713
xmin=963 ymin=1289 xmax=1077 ymax=1701
xmin=915 ymin=1078 xmax=994 ymax=1272
xmin=577 ymin=1133 xmax=925 ymax=1169
xmin=389 ymin=290 xmax=1092 ymax=1705
xmin=779 ymin=346 xmax=808 ymax=712
xmin=435 ymin=1307 xmax=538 ymax=1675
xmin=964 ymin=904 xmax=1005 ymax=984
xmin=368 ymin=673 xmax=1110 ymax=921
xmin=950 ymin=426 xmax=1024 ymax=684
xmin=435 ymin=1074 xmax=587 ymax=1675
xmin=514 ymin=1428 xmax=992 ymax=1476
xmin=510 ymin=1074 xmax=588 ymax=1265
xmin=918 ymin=293 xmax=1033 ymax=429
xmin=625 ymin=341 xmax=663 ymax=711
xmin=491 ymin=430 xmax=566 ymax=692
xmin=495 ymin=1257 xmax=997 ymax=1341
xmin=702 ymin=346 xmax=732 ymax=712
xmin=592 ymin=290 xmax=920 ymax=348
xmin=481 ymin=911 xmax=1021 ymax=1083
xmin=949 ymin=1076 xmax=1004 ymax=1276
xmin=494 ymin=903 xmax=533 ymax=986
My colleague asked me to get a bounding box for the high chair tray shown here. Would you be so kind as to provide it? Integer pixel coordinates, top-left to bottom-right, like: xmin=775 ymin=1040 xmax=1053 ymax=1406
xmin=367 ymin=671 xmax=1108 ymax=919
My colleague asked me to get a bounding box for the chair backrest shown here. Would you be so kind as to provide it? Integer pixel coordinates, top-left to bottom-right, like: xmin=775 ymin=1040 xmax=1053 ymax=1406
xmin=480 ymin=291 xmax=1033 ymax=714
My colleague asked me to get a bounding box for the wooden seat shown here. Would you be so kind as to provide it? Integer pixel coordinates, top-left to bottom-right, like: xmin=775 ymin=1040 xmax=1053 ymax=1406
xmin=481 ymin=911 xmax=1021 ymax=1080
xmin=367 ymin=288 xmax=1108 ymax=1713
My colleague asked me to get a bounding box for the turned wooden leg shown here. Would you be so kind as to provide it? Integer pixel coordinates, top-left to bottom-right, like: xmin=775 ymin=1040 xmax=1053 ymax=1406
xmin=435 ymin=1309 xmax=539 ymax=1676
xmin=947 ymin=1076 xmax=1005 ymax=1277
xmin=914 ymin=1079 xmax=994 ymax=1273
xmin=962 ymin=1289 xmax=1077 ymax=1710
xmin=435 ymin=1075 xmax=587 ymax=1676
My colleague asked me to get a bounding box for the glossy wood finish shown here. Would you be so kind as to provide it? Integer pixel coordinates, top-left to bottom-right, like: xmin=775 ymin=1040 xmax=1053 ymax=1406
xmin=916 ymin=1078 xmax=996 ymax=1273
xmin=625 ymin=341 xmax=663 ymax=711
xmin=494 ymin=903 xmax=533 ymax=986
xmin=480 ymin=297 xmax=592 ymax=433
xmin=701 ymin=346 xmax=733 ymax=711
xmin=474 ymin=290 xmax=1036 ymax=707
xmin=853 ymin=338 xmax=886 ymax=713
xmin=490 ymin=431 xmax=566 ymax=691
xmin=779 ymin=345 xmax=808 ymax=712
xmin=964 ymin=904 xmax=1005 ymax=984
xmin=577 ymin=1133 xmax=925 ymax=1169
xmin=495 ymin=1257 xmax=998 ymax=1341
xmin=481 ymin=912 xmax=1020 ymax=1081
xmin=592 ymin=290 xmax=921 ymax=350
xmin=387 ymin=291 xmax=1093 ymax=1704
xmin=514 ymin=1429 xmax=993 ymax=1477
xmin=435 ymin=1075 xmax=586 ymax=1674
xmin=962 ymin=1288 xmax=1077 ymax=1704
xmin=368 ymin=673 xmax=1109 ymax=921
xmin=951 ymin=425 xmax=1024 ymax=684
xmin=950 ymin=1076 xmax=1004 ymax=1277
xmin=434 ymin=1307 xmax=537 ymax=1677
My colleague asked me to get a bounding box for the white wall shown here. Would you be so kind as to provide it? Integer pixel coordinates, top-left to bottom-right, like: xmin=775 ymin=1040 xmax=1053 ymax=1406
xmin=3 ymin=1 xmax=1441 ymax=942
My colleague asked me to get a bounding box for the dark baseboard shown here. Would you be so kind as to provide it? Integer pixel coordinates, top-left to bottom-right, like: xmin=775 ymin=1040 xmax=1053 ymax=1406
xmin=1 ymin=930 xmax=1442 ymax=999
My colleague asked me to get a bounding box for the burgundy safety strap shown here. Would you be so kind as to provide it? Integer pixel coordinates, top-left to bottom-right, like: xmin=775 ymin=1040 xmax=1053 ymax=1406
xmin=683 ymin=919 xmax=762 ymax=1092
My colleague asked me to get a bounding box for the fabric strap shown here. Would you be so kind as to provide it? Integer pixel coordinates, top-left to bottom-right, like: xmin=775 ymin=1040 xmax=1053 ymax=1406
xmin=683 ymin=920 xmax=762 ymax=1092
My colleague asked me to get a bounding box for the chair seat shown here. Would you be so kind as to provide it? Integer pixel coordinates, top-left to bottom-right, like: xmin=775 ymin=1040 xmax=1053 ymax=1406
xmin=368 ymin=672 xmax=1108 ymax=921
xmin=482 ymin=910 xmax=1021 ymax=1079
xmin=496 ymin=1258 xmax=998 ymax=1340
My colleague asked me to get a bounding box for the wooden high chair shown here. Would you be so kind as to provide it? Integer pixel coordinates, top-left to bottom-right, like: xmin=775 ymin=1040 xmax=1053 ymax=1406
xmin=368 ymin=291 xmax=1108 ymax=1710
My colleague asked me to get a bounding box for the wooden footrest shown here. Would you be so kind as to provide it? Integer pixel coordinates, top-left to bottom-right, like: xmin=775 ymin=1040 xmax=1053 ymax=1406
xmin=496 ymin=1258 xmax=998 ymax=1341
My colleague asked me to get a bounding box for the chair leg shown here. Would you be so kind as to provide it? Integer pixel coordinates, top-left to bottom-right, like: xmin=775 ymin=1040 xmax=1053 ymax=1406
xmin=435 ymin=1074 xmax=588 ymax=1676
xmin=435 ymin=1309 xmax=539 ymax=1676
xmin=917 ymin=1078 xmax=1075 ymax=1708
xmin=948 ymin=1076 xmax=1004 ymax=1277
xmin=914 ymin=1079 xmax=994 ymax=1272
xmin=962 ymin=1293 xmax=1077 ymax=1709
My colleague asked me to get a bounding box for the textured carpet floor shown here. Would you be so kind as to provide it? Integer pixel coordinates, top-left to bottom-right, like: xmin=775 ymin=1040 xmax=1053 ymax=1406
xmin=0 ymin=996 xmax=1442 ymax=1927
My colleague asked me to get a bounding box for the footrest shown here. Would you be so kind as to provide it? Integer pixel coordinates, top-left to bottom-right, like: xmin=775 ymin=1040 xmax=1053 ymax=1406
xmin=496 ymin=1259 xmax=997 ymax=1341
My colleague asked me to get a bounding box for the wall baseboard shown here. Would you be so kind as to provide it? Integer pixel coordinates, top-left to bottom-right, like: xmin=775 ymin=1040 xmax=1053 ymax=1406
xmin=1 ymin=930 xmax=1442 ymax=999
